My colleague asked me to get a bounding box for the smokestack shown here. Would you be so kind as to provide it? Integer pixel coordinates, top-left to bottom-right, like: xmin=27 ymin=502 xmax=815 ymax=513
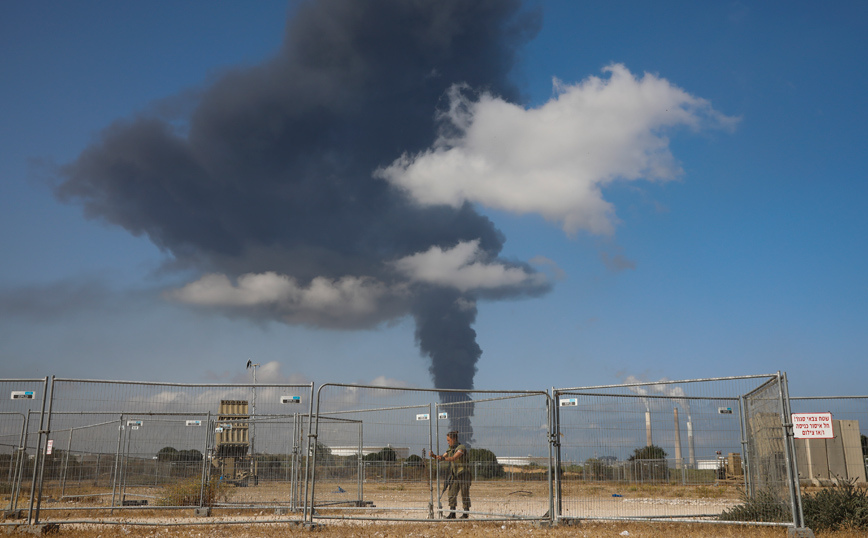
xmin=687 ymin=418 xmax=696 ymax=468
xmin=645 ymin=409 xmax=653 ymax=447
xmin=673 ymin=407 xmax=683 ymax=469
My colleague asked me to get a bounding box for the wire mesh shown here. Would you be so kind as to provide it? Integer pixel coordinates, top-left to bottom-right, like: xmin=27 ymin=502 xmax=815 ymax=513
xmin=789 ymin=396 xmax=868 ymax=486
xmin=0 ymin=374 xmax=819 ymax=531
xmin=37 ymin=379 xmax=313 ymax=519
xmin=310 ymin=384 xmax=552 ymax=522
xmin=0 ymin=379 xmax=48 ymax=516
xmin=553 ymin=375 xmax=795 ymax=524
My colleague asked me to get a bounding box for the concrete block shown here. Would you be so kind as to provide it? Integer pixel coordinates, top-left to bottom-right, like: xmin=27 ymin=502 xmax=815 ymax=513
xmin=825 ymin=420 xmax=848 ymax=480
xmin=805 ymin=438 xmax=829 ymax=480
xmin=193 ymin=507 xmax=211 ymax=517
xmin=838 ymin=420 xmax=867 ymax=482
xmin=794 ymin=439 xmax=809 ymax=480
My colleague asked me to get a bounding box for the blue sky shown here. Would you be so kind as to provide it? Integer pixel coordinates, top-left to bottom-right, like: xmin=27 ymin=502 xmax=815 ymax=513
xmin=1 ymin=1 xmax=865 ymax=398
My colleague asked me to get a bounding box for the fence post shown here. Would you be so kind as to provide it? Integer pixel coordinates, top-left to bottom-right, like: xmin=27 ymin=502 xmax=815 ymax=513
xmin=546 ymin=392 xmax=555 ymax=524
xmin=738 ymin=394 xmax=752 ymax=497
xmin=552 ymin=388 xmax=562 ymax=520
xmin=427 ymin=402 xmax=434 ymax=519
xmin=302 ymin=384 xmax=318 ymax=523
xmin=26 ymin=377 xmax=50 ymax=525
xmin=109 ymin=414 xmax=124 ymax=513
xmin=779 ymin=372 xmax=805 ymax=529
xmin=198 ymin=411 xmax=211 ymax=508
xmin=358 ymin=422 xmax=364 ymax=507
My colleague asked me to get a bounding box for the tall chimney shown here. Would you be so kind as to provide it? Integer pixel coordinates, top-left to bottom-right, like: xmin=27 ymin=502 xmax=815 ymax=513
xmin=645 ymin=409 xmax=653 ymax=446
xmin=673 ymin=407 xmax=683 ymax=469
xmin=687 ymin=418 xmax=696 ymax=468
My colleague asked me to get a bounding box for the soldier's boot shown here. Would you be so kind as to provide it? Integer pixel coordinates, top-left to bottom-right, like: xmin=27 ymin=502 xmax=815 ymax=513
xmin=446 ymin=506 xmax=457 ymax=519
xmin=460 ymin=504 xmax=470 ymax=519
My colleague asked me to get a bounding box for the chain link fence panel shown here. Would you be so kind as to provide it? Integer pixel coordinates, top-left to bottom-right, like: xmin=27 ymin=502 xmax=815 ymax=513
xmin=553 ymin=374 xmax=800 ymax=526
xmin=309 ymin=384 xmax=552 ymax=523
xmin=0 ymin=378 xmax=49 ymax=520
xmin=33 ymin=378 xmax=313 ymax=523
xmin=1 ymin=373 xmax=817 ymax=532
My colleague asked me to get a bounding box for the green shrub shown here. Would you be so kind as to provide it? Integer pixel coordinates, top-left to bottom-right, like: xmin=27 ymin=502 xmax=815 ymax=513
xmin=156 ymin=477 xmax=232 ymax=507
xmin=802 ymin=482 xmax=868 ymax=532
xmin=468 ymin=448 xmax=504 ymax=479
xmin=363 ymin=447 xmax=397 ymax=462
xmin=718 ymin=489 xmax=791 ymax=523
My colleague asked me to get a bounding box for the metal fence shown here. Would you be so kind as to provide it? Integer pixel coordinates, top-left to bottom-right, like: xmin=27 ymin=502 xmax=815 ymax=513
xmin=3 ymin=373 xmax=853 ymax=533
xmin=12 ymin=378 xmax=315 ymax=524
xmin=308 ymin=384 xmax=552 ymax=522
xmin=0 ymin=378 xmax=49 ymax=522
xmin=789 ymin=395 xmax=868 ymax=486
xmin=552 ymin=374 xmax=802 ymax=526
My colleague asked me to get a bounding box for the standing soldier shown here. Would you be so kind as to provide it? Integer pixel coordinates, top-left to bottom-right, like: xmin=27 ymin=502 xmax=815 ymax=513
xmin=433 ymin=430 xmax=471 ymax=518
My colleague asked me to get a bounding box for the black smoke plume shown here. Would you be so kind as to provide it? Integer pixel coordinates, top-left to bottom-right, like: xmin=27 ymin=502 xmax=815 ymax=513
xmin=54 ymin=0 xmax=547 ymax=437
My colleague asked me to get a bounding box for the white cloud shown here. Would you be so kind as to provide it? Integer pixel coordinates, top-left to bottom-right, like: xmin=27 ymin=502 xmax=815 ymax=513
xmin=377 ymin=64 xmax=737 ymax=235
xmin=370 ymin=375 xmax=412 ymax=388
xmin=391 ymin=240 xmax=547 ymax=292
xmin=166 ymin=272 xmax=407 ymax=328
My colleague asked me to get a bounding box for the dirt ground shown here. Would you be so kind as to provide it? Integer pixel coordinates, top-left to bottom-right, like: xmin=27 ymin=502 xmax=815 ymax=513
xmin=9 ymin=479 xmax=850 ymax=537
xmin=3 ymin=520 xmax=861 ymax=538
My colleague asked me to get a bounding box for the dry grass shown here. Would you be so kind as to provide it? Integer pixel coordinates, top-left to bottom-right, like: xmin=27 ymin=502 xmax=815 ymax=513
xmin=11 ymin=521 xmax=864 ymax=538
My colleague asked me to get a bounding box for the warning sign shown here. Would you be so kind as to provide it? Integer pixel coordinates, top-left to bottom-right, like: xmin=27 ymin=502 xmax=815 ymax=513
xmin=791 ymin=413 xmax=834 ymax=439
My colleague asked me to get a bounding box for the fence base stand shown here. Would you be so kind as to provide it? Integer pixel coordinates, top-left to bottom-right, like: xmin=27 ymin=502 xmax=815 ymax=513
xmin=788 ymin=528 xmax=815 ymax=538
xmin=3 ymin=510 xmax=25 ymax=520
xmin=193 ymin=507 xmax=211 ymax=517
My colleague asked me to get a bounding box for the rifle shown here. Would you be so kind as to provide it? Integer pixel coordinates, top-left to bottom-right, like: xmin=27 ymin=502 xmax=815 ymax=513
xmin=438 ymin=471 xmax=454 ymax=502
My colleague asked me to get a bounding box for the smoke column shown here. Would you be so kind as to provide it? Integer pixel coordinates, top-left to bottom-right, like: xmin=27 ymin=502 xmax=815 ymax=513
xmin=53 ymin=0 xmax=548 ymax=434
xmin=412 ymin=288 xmax=480 ymax=439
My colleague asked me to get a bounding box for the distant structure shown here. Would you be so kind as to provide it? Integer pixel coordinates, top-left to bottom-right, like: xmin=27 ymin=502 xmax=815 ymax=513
xmin=795 ymin=419 xmax=866 ymax=485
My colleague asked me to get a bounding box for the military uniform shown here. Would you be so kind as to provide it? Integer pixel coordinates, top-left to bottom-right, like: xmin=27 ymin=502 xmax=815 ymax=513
xmin=445 ymin=442 xmax=471 ymax=516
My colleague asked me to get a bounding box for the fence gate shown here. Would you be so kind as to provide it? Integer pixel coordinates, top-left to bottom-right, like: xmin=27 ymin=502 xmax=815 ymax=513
xmin=28 ymin=378 xmax=314 ymax=524
xmin=309 ymin=384 xmax=552 ymax=523
xmin=553 ymin=374 xmax=802 ymax=527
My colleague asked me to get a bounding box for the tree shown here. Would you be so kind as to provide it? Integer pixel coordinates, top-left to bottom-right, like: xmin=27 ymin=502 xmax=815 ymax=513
xmin=628 ymin=444 xmax=667 ymax=461
xmin=363 ymin=447 xmax=397 ymax=462
xmin=583 ymin=457 xmax=613 ymax=481
xmin=157 ymin=447 xmax=202 ymax=462
xmin=177 ymin=449 xmax=203 ymax=462
xmin=468 ymin=447 xmax=504 ymax=479
xmin=157 ymin=447 xmax=179 ymax=462
xmin=627 ymin=444 xmax=668 ymax=483
xmin=406 ymin=454 xmax=424 ymax=466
